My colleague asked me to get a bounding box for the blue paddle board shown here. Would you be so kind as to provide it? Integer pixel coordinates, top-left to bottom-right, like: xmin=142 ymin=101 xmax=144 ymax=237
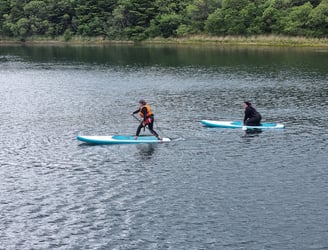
xmin=201 ymin=120 xmax=285 ymax=129
xmin=77 ymin=135 xmax=170 ymax=144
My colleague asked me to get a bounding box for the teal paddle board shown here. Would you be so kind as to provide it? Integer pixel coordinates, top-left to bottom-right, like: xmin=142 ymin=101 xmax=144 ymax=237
xmin=77 ymin=135 xmax=170 ymax=144
xmin=201 ymin=120 xmax=285 ymax=129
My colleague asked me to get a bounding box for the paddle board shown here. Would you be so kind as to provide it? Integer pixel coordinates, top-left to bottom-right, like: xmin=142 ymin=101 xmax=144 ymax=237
xmin=201 ymin=120 xmax=285 ymax=129
xmin=77 ymin=135 xmax=170 ymax=144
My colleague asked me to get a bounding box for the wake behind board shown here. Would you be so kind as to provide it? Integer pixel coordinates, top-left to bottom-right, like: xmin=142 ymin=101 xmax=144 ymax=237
xmin=77 ymin=135 xmax=170 ymax=144
xmin=201 ymin=120 xmax=285 ymax=129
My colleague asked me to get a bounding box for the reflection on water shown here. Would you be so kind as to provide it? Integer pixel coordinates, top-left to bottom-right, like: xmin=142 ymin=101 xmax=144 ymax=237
xmin=242 ymin=129 xmax=263 ymax=138
xmin=135 ymin=144 xmax=156 ymax=160
xmin=244 ymin=128 xmax=263 ymax=135
xmin=0 ymin=45 xmax=327 ymax=250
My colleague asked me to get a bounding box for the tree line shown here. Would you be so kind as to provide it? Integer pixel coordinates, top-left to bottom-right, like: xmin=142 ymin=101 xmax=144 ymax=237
xmin=0 ymin=0 xmax=327 ymax=41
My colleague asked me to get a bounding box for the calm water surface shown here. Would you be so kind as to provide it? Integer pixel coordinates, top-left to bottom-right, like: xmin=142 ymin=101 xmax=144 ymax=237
xmin=0 ymin=45 xmax=327 ymax=249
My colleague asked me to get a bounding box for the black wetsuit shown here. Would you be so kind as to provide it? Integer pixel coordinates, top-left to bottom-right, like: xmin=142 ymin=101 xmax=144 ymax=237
xmin=132 ymin=107 xmax=160 ymax=138
xmin=244 ymin=106 xmax=262 ymax=126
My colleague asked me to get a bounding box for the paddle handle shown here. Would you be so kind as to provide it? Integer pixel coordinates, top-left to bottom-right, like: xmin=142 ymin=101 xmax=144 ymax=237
xmin=131 ymin=113 xmax=141 ymax=122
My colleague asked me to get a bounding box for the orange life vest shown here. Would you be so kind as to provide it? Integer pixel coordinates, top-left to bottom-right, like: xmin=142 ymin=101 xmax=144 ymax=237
xmin=139 ymin=104 xmax=153 ymax=118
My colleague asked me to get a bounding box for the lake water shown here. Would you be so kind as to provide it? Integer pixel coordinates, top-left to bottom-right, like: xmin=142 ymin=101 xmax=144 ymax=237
xmin=0 ymin=44 xmax=327 ymax=249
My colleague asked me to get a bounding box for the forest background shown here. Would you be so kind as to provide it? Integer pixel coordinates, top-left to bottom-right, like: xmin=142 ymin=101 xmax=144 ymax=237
xmin=0 ymin=0 xmax=327 ymax=44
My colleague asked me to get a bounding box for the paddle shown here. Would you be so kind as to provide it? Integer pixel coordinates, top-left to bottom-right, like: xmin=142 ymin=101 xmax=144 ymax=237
xmin=131 ymin=114 xmax=164 ymax=140
xmin=132 ymin=113 xmax=141 ymax=122
xmin=131 ymin=114 xmax=147 ymax=132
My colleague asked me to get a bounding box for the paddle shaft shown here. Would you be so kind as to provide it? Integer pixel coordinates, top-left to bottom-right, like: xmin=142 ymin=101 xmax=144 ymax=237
xmin=132 ymin=114 xmax=165 ymax=138
xmin=132 ymin=114 xmax=141 ymax=122
xmin=132 ymin=114 xmax=147 ymax=132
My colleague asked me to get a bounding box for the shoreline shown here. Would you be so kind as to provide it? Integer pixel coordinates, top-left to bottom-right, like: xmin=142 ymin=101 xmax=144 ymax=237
xmin=1 ymin=35 xmax=328 ymax=47
xmin=144 ymin=35 xmax=328 ymax=47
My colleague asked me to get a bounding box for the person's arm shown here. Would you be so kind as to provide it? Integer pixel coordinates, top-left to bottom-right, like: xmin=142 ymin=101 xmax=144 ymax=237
xmin=243 ymin=107 xmax=250 ymax=124
xmin=132 ymin=109 xmax=139 ymax=115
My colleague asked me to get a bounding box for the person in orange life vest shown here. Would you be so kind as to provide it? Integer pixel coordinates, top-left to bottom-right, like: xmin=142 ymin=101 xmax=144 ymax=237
xmin=130 ymin=99 xmax=161 ymax=140
xmin=243 ymin=101 xmax=262 ymax=126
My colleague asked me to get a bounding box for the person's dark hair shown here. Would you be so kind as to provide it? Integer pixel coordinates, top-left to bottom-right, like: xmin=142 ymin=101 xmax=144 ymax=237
xmin=244 ymin=101 xmax=251 ymax=106
xmin=139 ymin=99 xmax=146 ymax=105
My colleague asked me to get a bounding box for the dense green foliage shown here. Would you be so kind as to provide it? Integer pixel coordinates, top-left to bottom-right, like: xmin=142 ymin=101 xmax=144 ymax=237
xmin=0 ymin=0 xmax=327 ymax=41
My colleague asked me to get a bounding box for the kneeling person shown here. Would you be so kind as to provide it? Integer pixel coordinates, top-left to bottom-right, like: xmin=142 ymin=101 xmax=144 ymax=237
xmin=243 ymin=101 xmax=262 ymax=126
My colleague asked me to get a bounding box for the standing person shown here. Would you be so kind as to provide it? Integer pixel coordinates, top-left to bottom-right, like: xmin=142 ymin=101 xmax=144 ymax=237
xmin=131 ymin=99 xmax=162 ymax=140
xmin=243 ymin=101 xmax=262 ymax=126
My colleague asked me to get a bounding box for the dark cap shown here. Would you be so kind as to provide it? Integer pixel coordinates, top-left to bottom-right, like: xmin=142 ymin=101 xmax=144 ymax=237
xmin=244 ymin=101 xmax=251 ymax=106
